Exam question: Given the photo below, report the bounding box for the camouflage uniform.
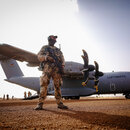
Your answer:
[38,45,65,105]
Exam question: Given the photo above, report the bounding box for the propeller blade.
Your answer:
[94,61,99,72]
[94,61,104,79]
[81,49,89,68]
[82,69,89,86]
[82,49,88,58]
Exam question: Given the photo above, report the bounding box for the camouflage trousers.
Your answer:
[38,63,63,105]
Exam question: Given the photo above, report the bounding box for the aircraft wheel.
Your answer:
[125,94,130,99]
[64,97,69,100]
[76,96,80,100]
[75,96,80,100]
[71,96,80,100]
[63,96,80,100]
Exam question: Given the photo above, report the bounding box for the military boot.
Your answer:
[58,102,68,109]
[34,103,43,110]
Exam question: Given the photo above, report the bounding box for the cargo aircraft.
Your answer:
[0,44,130,99]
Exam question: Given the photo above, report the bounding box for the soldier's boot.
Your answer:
[58,102,68,109]
[34,103,43,110]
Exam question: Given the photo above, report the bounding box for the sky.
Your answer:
[0,0,129,98]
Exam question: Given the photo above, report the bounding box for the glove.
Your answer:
[46,56,55,62]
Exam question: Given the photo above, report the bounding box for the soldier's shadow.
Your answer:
[44,108,130,129]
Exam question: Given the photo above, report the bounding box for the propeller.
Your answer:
[94,61,104,92]
[81,50,104,90]
[81,49,95,71]
[81,50,95,86]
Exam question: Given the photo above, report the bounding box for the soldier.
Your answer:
[3,94,5,100]
[24,91,27,99]
[6,94,9,100]
[35,35,68,110]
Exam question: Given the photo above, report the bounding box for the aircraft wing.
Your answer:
[0,43,84,78]
[0,44,40,66]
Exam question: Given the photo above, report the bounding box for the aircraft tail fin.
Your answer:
[0,59,24,79]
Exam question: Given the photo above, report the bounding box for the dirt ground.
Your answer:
[0,97,130,130]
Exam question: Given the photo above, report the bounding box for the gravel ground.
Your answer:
[0,97,130,130]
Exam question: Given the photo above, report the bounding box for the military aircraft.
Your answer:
[0,43,130,99]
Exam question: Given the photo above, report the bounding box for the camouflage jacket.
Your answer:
[37,45,65,67]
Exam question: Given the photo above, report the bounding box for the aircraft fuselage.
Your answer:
[6,72,130,99]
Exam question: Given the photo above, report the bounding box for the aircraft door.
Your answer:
[110,83,116,92]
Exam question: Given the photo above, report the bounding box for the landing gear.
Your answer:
[71,96,80,100]
[125,93,130,99]
[63,96,80,100]
[64,97,69,100]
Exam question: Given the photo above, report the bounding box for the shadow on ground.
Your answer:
[44,108,130,129]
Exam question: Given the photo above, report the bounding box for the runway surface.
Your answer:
[0,97,130,130]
